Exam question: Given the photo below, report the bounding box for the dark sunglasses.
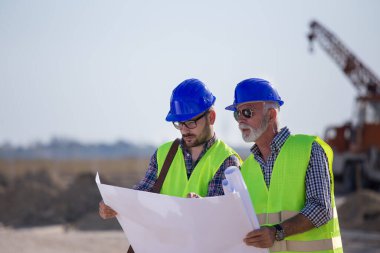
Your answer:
[233,108,256,121]
[173,111,209,130]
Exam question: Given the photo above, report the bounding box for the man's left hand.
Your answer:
[187,192,201,198]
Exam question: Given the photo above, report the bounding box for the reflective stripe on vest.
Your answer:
[259,208,342,251]
[256,208,339,225]
[241,134,342,253]
[270,236,342,252]
[157,139,240,197]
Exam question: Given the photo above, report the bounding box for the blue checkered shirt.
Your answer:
[134,135,240,196]
[250,127,333,227]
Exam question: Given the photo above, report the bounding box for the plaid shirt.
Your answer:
[134,135,240,196]
[250,127,333,227]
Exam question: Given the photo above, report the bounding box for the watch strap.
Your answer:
[274,224,283,231]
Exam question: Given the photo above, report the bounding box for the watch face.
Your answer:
[275,230,285,241]
[274,225,285,241]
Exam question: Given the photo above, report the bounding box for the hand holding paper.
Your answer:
[223,166,269,253]
[95,172,265,253]
[223,166,260,229]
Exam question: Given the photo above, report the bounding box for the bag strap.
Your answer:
[127,246,134,253]
[151,138,180,193]
[127,138,180,253]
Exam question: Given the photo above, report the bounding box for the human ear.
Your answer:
[269,108,277,122]
[208,110,216,125]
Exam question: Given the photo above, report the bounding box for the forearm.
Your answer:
[244,214,315,248]
[133,150,158,192]
[280,213,315,237]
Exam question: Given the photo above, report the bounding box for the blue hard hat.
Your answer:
[166,79,216,122]
[225,78,284,111]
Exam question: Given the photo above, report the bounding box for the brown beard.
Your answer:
[182,120,212,148]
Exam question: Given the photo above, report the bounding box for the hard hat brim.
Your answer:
[225,100,284,112]
[225,104,236,111]
[165,111,203,122]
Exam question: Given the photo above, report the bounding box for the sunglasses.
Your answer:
[173,111,209,130]
[233,108,256,121]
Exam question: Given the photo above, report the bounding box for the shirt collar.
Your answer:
[250,127,291,156]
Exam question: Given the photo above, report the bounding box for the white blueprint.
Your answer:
[96,173,267,253]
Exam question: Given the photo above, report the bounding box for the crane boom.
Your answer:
[307,20,380,192]
[308,20,380,96]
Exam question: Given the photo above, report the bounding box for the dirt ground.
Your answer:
[1,225,380,253]
[1,161,380,252]
[0,225,129,253]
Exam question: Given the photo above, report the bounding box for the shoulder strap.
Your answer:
[151,138,180,193]
[127,138,180,253]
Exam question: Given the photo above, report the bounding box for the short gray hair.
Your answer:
[263,102,280,129]
[264,101,280,112]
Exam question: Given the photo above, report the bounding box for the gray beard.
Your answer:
[239,116,269,143]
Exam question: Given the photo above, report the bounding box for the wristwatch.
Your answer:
[273,224,285,241]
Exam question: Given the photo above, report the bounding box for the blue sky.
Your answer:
[1,0,379,147]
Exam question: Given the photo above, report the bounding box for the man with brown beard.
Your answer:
[100,78,241,219]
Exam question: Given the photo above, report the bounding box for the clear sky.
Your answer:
[1,0,379,147]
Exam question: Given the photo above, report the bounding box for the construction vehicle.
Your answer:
[308,20,380,192]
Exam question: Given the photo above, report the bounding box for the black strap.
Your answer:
[127,138,180,253]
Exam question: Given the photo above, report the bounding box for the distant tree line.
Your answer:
[0,137,251,160]
[0,137,156,160]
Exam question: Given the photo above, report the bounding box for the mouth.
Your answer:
[239,126,251,137]
[239,123,251,132]
[241,128,250,135]
[182,134,195,141]
[239,126,249,131]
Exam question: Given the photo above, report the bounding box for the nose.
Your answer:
[180,125,191,133]
[236,113,246,123]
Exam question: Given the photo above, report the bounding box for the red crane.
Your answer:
[308,20,380,192]
[308,20,380,97]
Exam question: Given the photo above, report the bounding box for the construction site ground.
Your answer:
[1,219,380,253]
[1,162,380,252]
[1,194,380,253]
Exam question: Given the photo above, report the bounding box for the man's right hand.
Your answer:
[244,226,276,248]
[99,200,117,219]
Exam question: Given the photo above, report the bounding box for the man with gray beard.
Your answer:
[225,78,343,253]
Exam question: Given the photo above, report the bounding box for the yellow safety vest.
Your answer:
[241,135,342,253]
[157,139,240,197]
